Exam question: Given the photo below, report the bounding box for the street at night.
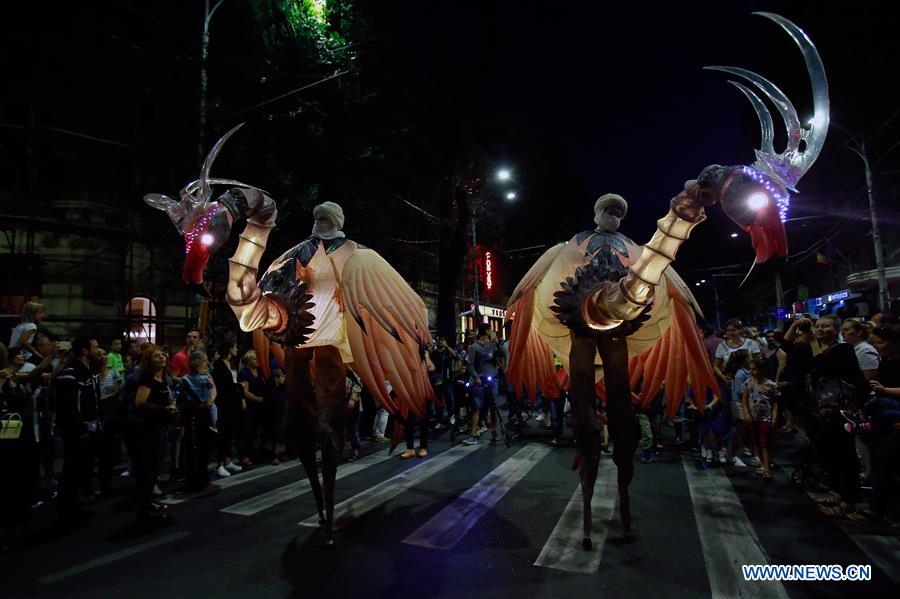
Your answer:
[3,2,900,598]
[4,426,898,598]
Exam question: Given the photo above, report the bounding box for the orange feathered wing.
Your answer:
[340,249,435,423]
[506,243,566,402]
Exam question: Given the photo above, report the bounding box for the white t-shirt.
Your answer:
[854,341,880,372]
[9,322,37,358]
[715,338,762,367]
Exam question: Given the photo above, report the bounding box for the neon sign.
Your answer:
[485,251,493,291]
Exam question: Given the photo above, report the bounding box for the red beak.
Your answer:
[745,202,788,263]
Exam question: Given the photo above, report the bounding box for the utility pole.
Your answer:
[470,197,480,321]
[860,138,889,311]
[199,0,225,164]
[774,270,785,322]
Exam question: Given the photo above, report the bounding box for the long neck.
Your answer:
[225,189,287,332]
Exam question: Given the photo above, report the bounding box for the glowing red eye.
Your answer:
[747,192,768,211]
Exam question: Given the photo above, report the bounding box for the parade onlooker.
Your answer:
[345,370,363,461]
[9,302,47,361]
[463,324,500,445]
[169,328,203,382]
[95,346,122,496]
[429,336,457,427]
[783,315,868,518]
[107,338,126,377]
[703,324,723,364]
[175,351,216,491]
[211,341,243,477]
[268,368,287,464]
[727,349,752,467]
[131,345,176,525]
[238,350,266,465]
[742,359,779,479]
[841,318,880,381]
[54,338,103,523]
[713,319,762,384]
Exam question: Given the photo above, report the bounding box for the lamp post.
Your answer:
[199,0,225,163]
[695,278,722,328]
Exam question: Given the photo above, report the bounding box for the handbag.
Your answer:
[0,412,23,440]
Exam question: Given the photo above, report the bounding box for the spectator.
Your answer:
[9,302,47,361]
[703,323,723,363]
[28,335,63,491]
[463,324,501,445]
[783,315,867,518]
[372,382,391,443]
[168,328,202,481]
[742,359,779,480]
[238,350,267,466]
[95,346,122,497]
[130,345,176,526]
[175,351,216,491]
[727,349,752,467]
[714,318,762,385]
[841,318,880,381]
[211,341,243,477]
[345,370,363,461]
[54,338,103,523]
[107,338,126,377]
[268,368,287,464]
[1,343,56,541]
[429,336,457,428]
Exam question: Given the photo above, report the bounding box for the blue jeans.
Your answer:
[472,379,498,412]
[549,397,565,437]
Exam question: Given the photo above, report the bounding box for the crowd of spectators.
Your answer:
[3,299,900,550]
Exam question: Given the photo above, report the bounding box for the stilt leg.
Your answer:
[569,335,601,550]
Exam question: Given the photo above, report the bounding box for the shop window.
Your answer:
[124,296,157,344]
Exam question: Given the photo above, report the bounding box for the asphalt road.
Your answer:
[4,425,898,599]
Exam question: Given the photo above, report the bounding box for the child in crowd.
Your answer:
[742,359,779,480]
[268,368,287,464]
[727,349,752,467]
[175,351,216,491]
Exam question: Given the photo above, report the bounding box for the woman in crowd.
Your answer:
[713,319,762,386]
[841,318,880,381]
[130,345,177,525]
[8,302,47,361]
[237,350,267,466]
[851,318,900,523]
[211,341,244,477]
[95,346,122,497]
[175,351,216,491]
[783,315,868,518]
[727,349,752,467]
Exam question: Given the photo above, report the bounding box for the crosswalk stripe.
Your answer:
[682,456,789,599]
[221,449,394,516]
[158,460,301,505]
[298,442,488,529]
[403,443,552,550]
[533,457,617,573]
[780,465,900,582]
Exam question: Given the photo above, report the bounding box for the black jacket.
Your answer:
[54,360,101,435]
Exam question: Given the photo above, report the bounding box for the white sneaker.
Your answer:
[120,469,131,478]
[449,416,456,426]
[224,462,243,473]
[216,465,232,478]
[717,450,727,464]
[477,425,487,435]
[732,456,747,467]
[742,448,753,458]
[750,456,761,467]
[152,484,163,497]
[462,436,479,446]
[535,413,544,422]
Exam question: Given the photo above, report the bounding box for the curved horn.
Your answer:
[183,178,260,196]
[199,123,245,204]
[727,80,776,156]
[705,66,802,154]
[754,11,830,176]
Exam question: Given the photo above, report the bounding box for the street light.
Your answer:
[497,169,511,181]
[506,191,517,200]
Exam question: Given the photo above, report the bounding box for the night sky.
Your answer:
[5,0,899,317]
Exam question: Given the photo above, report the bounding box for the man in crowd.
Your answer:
[54,338,103,524]
[167,327,203,480]
[463,323,500,445]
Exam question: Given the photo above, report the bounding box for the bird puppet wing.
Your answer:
[506,243,566,401]
[340,249,435,422]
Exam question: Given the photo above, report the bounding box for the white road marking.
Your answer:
[682,456,789,599]
[298,442,488,529]
[781,465,900,582]
[403,444,552,550]
[222,449,394,516]
[158,461,301,505]
[37,531,190,586]
[533,457,617,573]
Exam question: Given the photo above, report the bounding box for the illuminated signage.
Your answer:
[826,290,849,302]
[485,251,493,291]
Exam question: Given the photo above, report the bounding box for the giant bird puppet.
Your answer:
[145,136,434,546]
[505,12,829,549]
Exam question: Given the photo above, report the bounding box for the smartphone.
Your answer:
[56,341,72,350]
